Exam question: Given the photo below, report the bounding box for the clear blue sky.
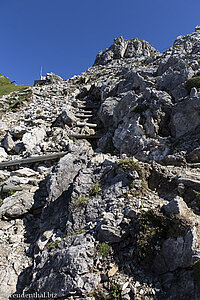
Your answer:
[1,0,200,85]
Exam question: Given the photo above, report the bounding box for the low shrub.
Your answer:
[185,76,200,93]
[97,242,111,256]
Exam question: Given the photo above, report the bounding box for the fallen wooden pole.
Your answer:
[78,106,97,110]
[76,114,93,118]
[0,185,23,193]
[0,152,68,169]
[78,110,93,114]
[76,122,97,128]
[69,133,102,139]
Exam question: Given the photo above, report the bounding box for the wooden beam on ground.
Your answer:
[76,114,93,118]
[0,185,23,193]
[69,133,102,139]
[187,163,200,168]
[0,152,68,169]
[78,106,97,110]
[76,122,97,128]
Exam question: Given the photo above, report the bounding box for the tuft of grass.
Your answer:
[50,240,60,249]
[90,183,101,196]
[109,284,122,300]
[6,89,32,112]
[36,109,43,114]
[97,242,111,257]
[88,288,106,299]
[73,196,90,209]
[185,76,200,93]
[118,158,142,176]
[70,229,86,236]
[136,209,189,266]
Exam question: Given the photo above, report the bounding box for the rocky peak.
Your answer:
[94,36,159,65]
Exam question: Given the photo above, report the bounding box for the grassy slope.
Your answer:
[0,74,30,97]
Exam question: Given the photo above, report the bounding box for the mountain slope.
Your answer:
[1,26,200,300]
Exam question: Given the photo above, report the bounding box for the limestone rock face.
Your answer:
[170,96,200,138]
[2,26,200,300]
[94,36,159,65]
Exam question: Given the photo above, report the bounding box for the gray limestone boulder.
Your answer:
[162,196,189,216]
[153,198,200,275]
[22,127,46,152]
[0,191,34,218]
[97,224,122,243]
[52,109,77,128]
[0,147,8,162]
[98,98,118,127]
[46,72,63,84]
[10,126,26,139]
[3,133,15,152]
[152,228,196,274]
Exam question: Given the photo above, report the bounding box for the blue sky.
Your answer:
[0,0,200,85]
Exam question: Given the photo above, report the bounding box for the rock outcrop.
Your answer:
[1,26,200,300]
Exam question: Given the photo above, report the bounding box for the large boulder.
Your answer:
[22,127,46,152]
[98,98,118,127]
[0,191,34,218]
[52,109,77,128]
[3,133,15,152]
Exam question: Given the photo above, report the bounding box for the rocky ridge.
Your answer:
[1,26,200,299]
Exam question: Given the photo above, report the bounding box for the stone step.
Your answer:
[76,122,97,128]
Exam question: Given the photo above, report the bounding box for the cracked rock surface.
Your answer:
[1,27,200,299]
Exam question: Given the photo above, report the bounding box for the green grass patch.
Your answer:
[69,229,86,236]
[109,284,122,300]
[7,89,32,112]
[88,288,106,299]
[90,183,101,196]
[0,74,30,98]
[73,196,90,209]
[97,242,111,256]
